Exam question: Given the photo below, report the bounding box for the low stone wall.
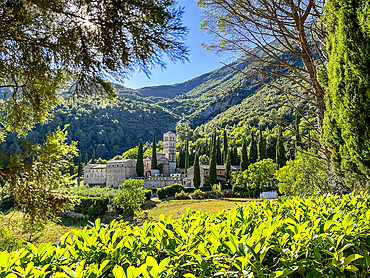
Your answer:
[131,177,184,189]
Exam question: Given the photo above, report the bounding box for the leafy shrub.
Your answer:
[157,188,166,200]
[275,149,330,196]
[144,190,152,201]
[2,193,370,277]
[114,179,145,216]
[175,190,191,200]
[150,188,157,194]
[0,228,24,252]
[192,189,205,199]
[74,197,109,220]
[183,187,196,193]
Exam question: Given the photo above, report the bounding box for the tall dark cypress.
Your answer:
[193,146,201,188]
[180,148,185,168]
[276,127,286,168]
[295,114,302,149]
[240,138,249,171]
[223,129,228,163]
[151,131,157,169]
[136,139,144,177]
[225,150,232,185]
[234,147,239,165]
[185,139,189,172]
[85,153,88,165]
[258,126,267,161]
[77,154,83,185]
[209,129,218,185]
[91,149,96,164]
[249,130,258,164]
[216,137,222,165]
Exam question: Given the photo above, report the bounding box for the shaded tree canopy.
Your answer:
[0,0,188,137]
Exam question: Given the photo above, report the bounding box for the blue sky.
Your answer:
[123,1,225,89]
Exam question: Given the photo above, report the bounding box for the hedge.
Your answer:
[73,196,109,220]
[157,184,185,199]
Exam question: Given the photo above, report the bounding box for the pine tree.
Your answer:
[216,137,222,165]
[225,149,232,185]
[276,127,286,168]
[249,130,258,164]
[91,149,96,164]
[223,129,228,163]
[151,131,157,169]
[323,0,370,184]
[295,114,302,149]
[84,153,88,165]
[136,139,144,177]
[240,139,249,171]
[185,139,189,172]
[193,146,201,188]
[209,129,218,185]
[258,126,267,161]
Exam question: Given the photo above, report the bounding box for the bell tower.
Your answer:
[163,131,176,174]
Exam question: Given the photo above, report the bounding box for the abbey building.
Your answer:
[83,131,177,188]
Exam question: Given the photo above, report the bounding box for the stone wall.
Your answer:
[132,177,185,189]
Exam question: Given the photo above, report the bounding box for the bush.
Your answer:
[200,185,212,192]
[0,227,24,252]
[74,197,109,220]
[144,190,152,201]
[157,188,167,200]
[150,188,157,194]
[183,187,196,193]
[192,189,205,199]
[0,195,14,213]
[114,179,145,216]
[164,183,184,197]
[175,190,191,200]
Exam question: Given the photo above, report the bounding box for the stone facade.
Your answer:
[106,159,138,188]
[186,165,241,187]
[83,131,179,188]
[84,164,106,185]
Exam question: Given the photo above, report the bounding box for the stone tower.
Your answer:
[163,131,176,174]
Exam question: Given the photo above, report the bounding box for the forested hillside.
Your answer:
[1,57,304,161]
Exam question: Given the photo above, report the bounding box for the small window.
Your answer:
[87,175,89,178]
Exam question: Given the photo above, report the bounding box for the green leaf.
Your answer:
[343,254,363,267]
[113,265,127,278]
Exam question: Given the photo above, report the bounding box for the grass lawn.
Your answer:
[0,197,272,247]
[138,197,268,220]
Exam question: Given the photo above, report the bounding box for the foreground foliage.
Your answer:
[1,193,370,277]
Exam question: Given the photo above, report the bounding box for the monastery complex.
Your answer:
[84,131,181,188]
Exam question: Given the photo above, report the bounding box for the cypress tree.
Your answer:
[193,147,201,188]
[85,153,88,165]
[240,139,249,171]
[234,147,239,165]
[151,131,157,169]
[180,148,185,168]
[91,149,96,164]
[249,130,258,164]
[258,126,267,161]
[323,0,370,183]
[276,127,286,168]
[77,154,83,185]
[295,114,302,149]
[225,149,232,185]
[136,139,144,177]
[223,129,228,163]
[216,136,222,165]
[185,139,189,172]
[209,129,218,185]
